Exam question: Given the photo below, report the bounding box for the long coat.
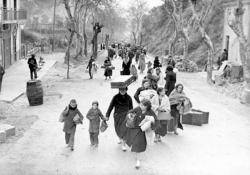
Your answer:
[165,71,176,96]
[122,59,132,75]
[106,93,133,139]
[86,108,105,133]
[125,107,156,153]
[62,106,84,133]
[151,95,171,136]
[104,59,112,77]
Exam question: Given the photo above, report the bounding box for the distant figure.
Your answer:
[121,56,132,75]
[153,56,161,69]
[138,53,146,74]
[165,65,176,96]
[155,68,165,88]
[86,56,95,79]
[27,54,38,80]
[218,49,228,69]
[104,57,112,80]
[167,55,176,68]
[144,68,159,90]
[0,64,5,93]
[147,61,153,70]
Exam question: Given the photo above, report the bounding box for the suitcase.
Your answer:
[110,75,136,89]
[182,109,209,126]
[191,109,209,124]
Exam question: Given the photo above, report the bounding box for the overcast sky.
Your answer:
[118,0,163,10]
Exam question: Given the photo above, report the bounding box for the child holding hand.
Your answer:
[86,101,106,147]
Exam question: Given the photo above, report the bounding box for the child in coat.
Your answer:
[86,101,106,147]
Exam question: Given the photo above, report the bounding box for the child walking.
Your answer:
[86,101,106,147]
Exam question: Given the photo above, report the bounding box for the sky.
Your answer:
[118,0,163,10]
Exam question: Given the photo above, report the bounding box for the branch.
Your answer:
[199,0,214,25]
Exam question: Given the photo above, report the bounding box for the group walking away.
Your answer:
[60,43,192,169]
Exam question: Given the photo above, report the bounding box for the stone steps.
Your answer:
[0,124,15,143]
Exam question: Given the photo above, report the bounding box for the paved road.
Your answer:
[0,52,250,175]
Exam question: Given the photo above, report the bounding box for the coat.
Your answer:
[151,95,170,116]
[165,71,176,96]
[27,57,38,70]
[122,59,132,75]
[125,107,157,153]
[86,108,105,133]
[106,93,133,138]
[104,59,112,77]
[153,59,161,69]
[62,106,84,133]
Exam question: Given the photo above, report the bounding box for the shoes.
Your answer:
[122,143,127,152]
[174,131,179,135]
[154,137,158,143]
[135,160,140,169]
[70,147,74,151]
[158,137,162,142]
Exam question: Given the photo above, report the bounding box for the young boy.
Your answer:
[86,101,106,147]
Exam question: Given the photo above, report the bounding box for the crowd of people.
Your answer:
[61,43,192,169]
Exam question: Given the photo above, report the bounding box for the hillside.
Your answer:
[141,0,234,67]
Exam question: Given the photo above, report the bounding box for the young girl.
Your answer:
[86,101,106,147]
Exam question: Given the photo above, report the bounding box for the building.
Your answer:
[222,0,250,65]
[0,0,27,69]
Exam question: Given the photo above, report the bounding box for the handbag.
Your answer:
[100,121,108,132]
[158,111,172,120]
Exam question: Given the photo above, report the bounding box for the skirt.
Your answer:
[170,105,183,130]
[114,113,128,139]
[104,68,112,77]
[155,120,168,136]
[126,128,147,153]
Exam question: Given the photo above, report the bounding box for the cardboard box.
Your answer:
[110,75,136,89]
[182,109,209,126]
[0,124,16,137]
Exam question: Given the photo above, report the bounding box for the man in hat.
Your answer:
[27,54,38,80]
[106,87,133,151]
[0,64,5,93]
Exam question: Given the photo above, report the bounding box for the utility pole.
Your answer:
[52,0,57,52]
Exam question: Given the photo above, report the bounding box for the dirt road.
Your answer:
[0,52,250,175]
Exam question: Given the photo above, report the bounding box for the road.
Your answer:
[0,51,250,175]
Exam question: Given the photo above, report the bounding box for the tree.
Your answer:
[228,0,250,104]
[62,0,81,79]
[189,0,215,84]
[128,0,148,45]
[164,0,190,59]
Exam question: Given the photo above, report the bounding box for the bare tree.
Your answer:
[189,0,214,84]
[128,0,148,45]
[164,0,190,59]
[228,0,250,104]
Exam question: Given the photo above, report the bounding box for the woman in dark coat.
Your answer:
[153,56,161,69]
[165,65,176,96]
[104,57,112,80]
[121,56,132,75]
[125,99,156,169]
[106,87,133,151]
[61,99,84,151]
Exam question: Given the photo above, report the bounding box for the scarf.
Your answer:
[169,90,187,105]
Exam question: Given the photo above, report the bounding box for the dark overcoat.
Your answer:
[165,71,176,96]
[106,93,133,139]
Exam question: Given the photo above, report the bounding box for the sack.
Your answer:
[100,121,108,132]
[126,113,135,128]
[158,111,172,120]
[73,114,82,124]
[59,113,64,122]
[139,115,155,131]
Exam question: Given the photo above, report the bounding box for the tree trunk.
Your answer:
[65,32,74,79]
